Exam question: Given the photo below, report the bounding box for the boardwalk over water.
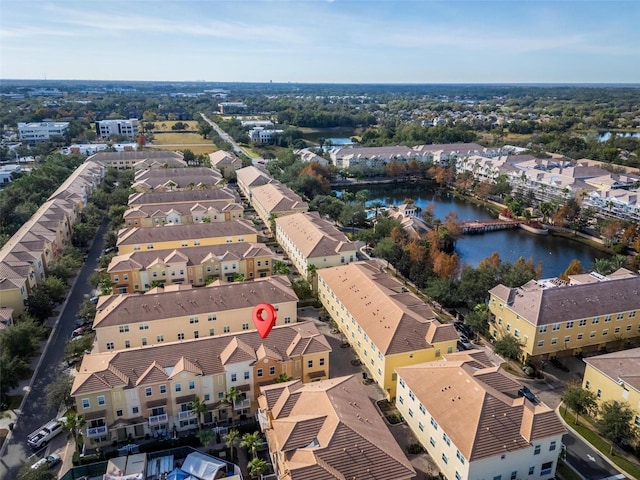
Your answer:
[461,219,522,234]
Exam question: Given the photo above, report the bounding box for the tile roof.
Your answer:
[276,212,357,259]
[251,182,309,215]
[584,347,640,393]
[396,353,565,461]
[259,375,415,480]
[93,275,298,328]
[89,150,184,164]
[72,321,329,396]
[128,188,239,205]
[489,274,640,326]
[318,261,458,355]
[116,220,259,247]
[123,200,243,220]
[236,166,272,188]
[133,167,223,190]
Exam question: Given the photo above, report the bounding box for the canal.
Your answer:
[337,184,608,278]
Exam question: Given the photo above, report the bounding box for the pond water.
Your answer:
[597,131,640,142]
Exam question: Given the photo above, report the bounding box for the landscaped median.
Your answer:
[557,404,640,479]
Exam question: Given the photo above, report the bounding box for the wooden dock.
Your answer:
[461,219,522,234]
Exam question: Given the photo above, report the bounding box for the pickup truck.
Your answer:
[27,418,64,449]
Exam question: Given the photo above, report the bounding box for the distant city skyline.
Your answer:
[1,0,639,84]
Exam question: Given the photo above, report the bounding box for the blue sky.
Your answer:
[1,0,639,83]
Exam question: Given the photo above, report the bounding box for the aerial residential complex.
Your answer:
[257,375,417,480]
[317,261,458,399]
[71,322,331,448]
[88,150,187,170]
[396,351,566,480]
[92,276,298,352]
[488,269,640,361]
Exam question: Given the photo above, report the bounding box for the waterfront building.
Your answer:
[488,269,640,361]
[582,348,640,429]
[317,261,458,399]
[107,242,273,293]
[396,350,565,480]
[18,121,69,143]
[95,118,139,139]
[275,211,357,280]
[257,375,416,480]
[71,322,330,447]
[115,220,259,254]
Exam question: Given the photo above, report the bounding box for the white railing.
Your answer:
[86,425,108,437]
[257,409,269,430]
[148,413,168,425]
[233,398,251,410]
[178,410,195,420]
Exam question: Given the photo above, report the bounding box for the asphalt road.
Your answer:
[563,431,628,480]
[0,220,108,478]
[199,112,263,164]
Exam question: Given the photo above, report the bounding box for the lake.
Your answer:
[597,131,640,142]
[337,184,608,278]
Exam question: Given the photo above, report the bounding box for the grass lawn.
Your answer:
[238,144,259,158]
[147,144,216,156]
[560,408,640,479]
[556,460,582,480]
[151,132,209,145]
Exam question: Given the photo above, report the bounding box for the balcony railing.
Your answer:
[257,409,269,430]
[86,425,108,437]
[178,410,195,420]
[148,413,168,425]
[233,398,251,410]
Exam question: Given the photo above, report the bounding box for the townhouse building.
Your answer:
[208,150,243,178]
[488,269,640,361]
[115,220,259,254]
[235,165,272,200]
[127,187,240,207]
[122,200,244,228]
[582,348,640,429]
[250,182,309,231]
[275,212,357,280]
[0,161,104,314]
[71,322,331,448]
[92,275,298,352]
[317,261,458,399]
[257,375,416,480]
[107,242,274,293]
[132,167,224,192]
[396,351,565,480]
[95,119,139,139]
[89,150,186,170]
[18,121,69,143]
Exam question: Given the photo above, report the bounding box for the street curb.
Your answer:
[555,403,636,480]
[0,271,82,459]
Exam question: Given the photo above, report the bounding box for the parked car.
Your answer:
[89,296,99,304]
[518,386,538,404]
[458,334,473,350]
[75,317,92,327]
[454,321,473,338]
[31,453,61,470]
[27,419,64,449]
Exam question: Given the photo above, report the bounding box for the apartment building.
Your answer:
[92,275,298,352]
[317,261,458,399]
[396,351,566,480]
[257,375,416,480]
[582,348,640,428]
[71,322,330,448]
[275,212,357,280]
[18,122,69,143]
[250,182,309,231]
[248,127,284,144]
[115,220,259,254]
[107,242,274,293]
[208,151,243,178]
[236,165,272,199]
[0,161,104,314]
[95,119,139,138]
[89,150,186,170]
[488,269,640,361]
[127,187,240,207]
[132,167,224,192]
[122,201,244,228]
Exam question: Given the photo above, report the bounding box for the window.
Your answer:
[528,466,535,475]
[133,406,139,414]
[160,385,166,394]
[308,360,313,368]
[223,326,230,333]
[189,317,199,324]
[605,314,612,321]
[617,313,624,320]
[566,321,574,329]
[409,391,415,401]
[194,331,199,338]
[178,333,185,340]
[429,437,436,447]
[257,369,263,377]
[284,316,291,324]
[577,333,583,340]
[145,387,152,397]
[550,441,556,451]
[590,331,596,338]
[188,381,195,390]
[534,444,541,455]
[455,472,462,480]
[175,383,182,392]
[319,358,325,366]
[244,371,250,380]
[579,319,587,327]
[551,338,557,345]
[585,380,590,389]
[418,422,424,432]
[540,461,553,476]
[139,322,149,330]
[116,409,123,417]
[399,396,404,404]
[597,389,602,398]
[564,335,571,343]
[269,366,276,375]
[456,450,465,464]
[510,472,517,480]
[430,417,438,430]
[441,453,448,464]
[106,342,114,350]
[242,323,249,330]
[537,340,544,347]
[231,374,237,382]
[442,433,451,446]
[400,378,405,388]
[539,326,547,333]
[602,329,608,336]
[419,403,426,414]
[82,398,90,408]
[552,323,561,331]
[98,395,105,406]
[408,408,414,417]
[493,476,502,480]
[218,392,224,399]
[208,314,217,321]
[157,335,164,342]
[634,415,640,426]
[592,317,599,324]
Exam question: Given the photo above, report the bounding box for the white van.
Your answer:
[27,418,64,449]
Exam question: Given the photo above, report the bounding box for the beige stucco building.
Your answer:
[250,182,309,231]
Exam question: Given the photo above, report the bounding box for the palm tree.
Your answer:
[197,429,216,450]
[189,397,208,431]
[240,431,265,459]
[223,428,240,462]
[225,386,243,420]
[61,412,86,454]
[274,373,293,383]
[248,457,270,479]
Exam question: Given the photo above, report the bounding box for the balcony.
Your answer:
[233,398,251,410]
[257,409,269,431]
[178,410,195,420]
[86,425,108,437]
[148,413,168,425]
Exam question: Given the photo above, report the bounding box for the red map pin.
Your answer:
[253,303,277,339]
